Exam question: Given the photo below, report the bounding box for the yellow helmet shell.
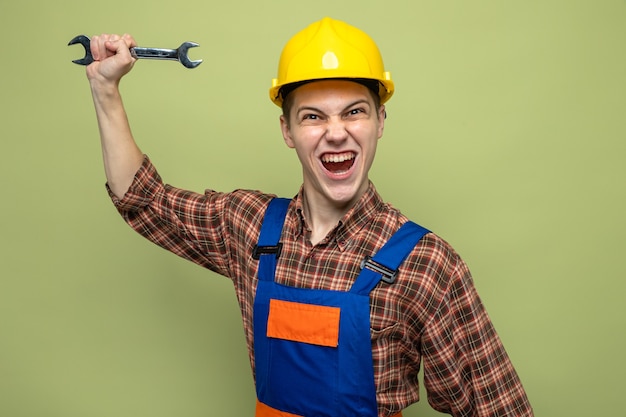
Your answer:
[270,17,394,107]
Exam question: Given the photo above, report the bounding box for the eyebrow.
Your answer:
[295,99,371,117]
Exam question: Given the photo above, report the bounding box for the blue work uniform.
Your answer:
[253,198,429,417]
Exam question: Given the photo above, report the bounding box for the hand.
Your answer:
[86,34,138,85]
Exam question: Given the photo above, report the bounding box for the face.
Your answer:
[280,80,386,212]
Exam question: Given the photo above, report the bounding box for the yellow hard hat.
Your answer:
[269,17,394,107]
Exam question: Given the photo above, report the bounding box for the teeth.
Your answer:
[322,152,355,163]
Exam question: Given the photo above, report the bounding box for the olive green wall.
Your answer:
[1,1,624,416]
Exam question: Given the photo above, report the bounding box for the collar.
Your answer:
[290,182,384,251]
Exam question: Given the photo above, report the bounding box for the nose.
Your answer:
[324,117,349,143]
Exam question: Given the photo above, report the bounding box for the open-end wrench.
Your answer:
[68,35,202,69]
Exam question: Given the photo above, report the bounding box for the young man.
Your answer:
[85,17,533,417]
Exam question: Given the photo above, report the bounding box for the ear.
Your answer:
[280,115,296,148]
[376,105,386,139]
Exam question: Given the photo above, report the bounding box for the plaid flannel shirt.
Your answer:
[109,155,533,417]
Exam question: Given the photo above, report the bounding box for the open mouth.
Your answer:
[321,152,356,174]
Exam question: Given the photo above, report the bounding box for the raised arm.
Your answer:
[86,33,144,199]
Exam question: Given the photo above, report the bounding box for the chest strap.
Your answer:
[253,198,291,282]
[254,198,430,290]
[350,220,430,294]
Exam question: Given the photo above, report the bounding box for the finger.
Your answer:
[104,34,121,58]
[121,33,137,49]
[91,33,111,62]
[109,38,133,64]
[90,34,100,61]
[117,34,138,64]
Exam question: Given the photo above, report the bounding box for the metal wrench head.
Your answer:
[68,35,94,66]
[177,42,203,69]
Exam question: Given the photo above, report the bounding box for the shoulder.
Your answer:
[411,232,465,277]
[206,189,281,227]
[376,202,464,270]
[219,188,276,211]
[391,223,471,318]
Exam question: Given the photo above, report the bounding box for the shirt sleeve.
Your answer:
[420,258,534,416]
[106,155,270,278]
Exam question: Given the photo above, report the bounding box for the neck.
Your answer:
[303,199,345,246]
[301,187,366,246]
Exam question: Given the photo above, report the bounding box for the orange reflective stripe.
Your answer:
[256,400,402,417]
[267,299,340,347]
[256,400,303,417]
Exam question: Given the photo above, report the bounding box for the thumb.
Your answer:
[104,36,129,59]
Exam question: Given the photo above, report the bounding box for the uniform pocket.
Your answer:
[264,299,341,415]
[267,299,340,347]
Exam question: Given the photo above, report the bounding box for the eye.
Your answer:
[303,113,319,120]
[346,107,366,117]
